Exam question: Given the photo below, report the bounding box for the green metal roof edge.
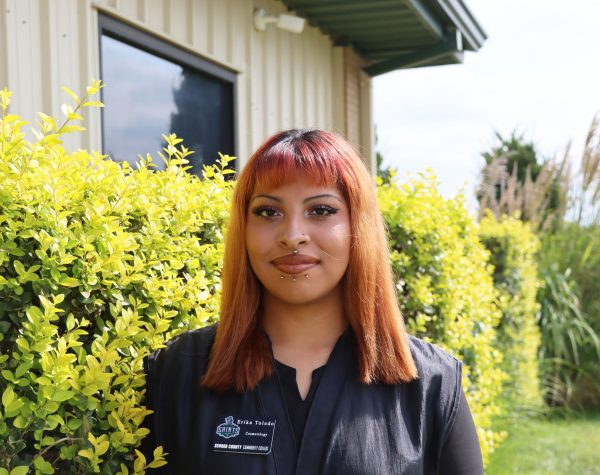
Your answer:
[278,0,487,76]
[363,0,486,76]
[433,0,487,50]
[364,29,463,76]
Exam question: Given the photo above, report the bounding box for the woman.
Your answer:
[142,129,484,474]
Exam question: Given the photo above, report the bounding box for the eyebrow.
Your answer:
[251,193,343,204]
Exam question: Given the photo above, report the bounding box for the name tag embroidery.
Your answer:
[213,415,276,455]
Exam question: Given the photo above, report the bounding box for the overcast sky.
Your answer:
[373,0,600,209]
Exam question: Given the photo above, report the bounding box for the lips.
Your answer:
[271,254,319,275]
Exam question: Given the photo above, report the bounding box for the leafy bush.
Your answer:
[478,213,543,411]
[0,85,233,473]
[1,82,510,471]
[378,175,505,466]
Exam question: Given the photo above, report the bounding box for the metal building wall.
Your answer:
[0,0,371,166]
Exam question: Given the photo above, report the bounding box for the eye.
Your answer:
[251,206,280,218]
[309,205,339,217]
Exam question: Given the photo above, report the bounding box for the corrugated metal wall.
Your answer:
[0,0,372,166]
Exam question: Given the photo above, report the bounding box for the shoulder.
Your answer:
[407,335,462,379]
[406,336,463,441]
[144,324,218,379]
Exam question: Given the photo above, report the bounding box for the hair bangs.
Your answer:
[249,135,344,195]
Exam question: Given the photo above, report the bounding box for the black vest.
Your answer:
[142,325,462,474]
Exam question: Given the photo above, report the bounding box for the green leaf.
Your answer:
[62,86,80,103]
[9,467,29,475]
[13,260,25,275]
[59,124,86,133]
[82,101,104,108]
[13,415,28,429]
[78,448,95,461]
[6,397,24,415]
[34,455,55,474]
[46,414,64,430]
[67,418,82,430]
[67,112,84,121]
[1,370,15,382]
[59,277,79,287]
[15,338,29,352]
[2,385,14,408]
[95,439,109,456]
[51,390,74,402]
[15,362,32,378]
[26,305,44,323]
[133,449,146,472]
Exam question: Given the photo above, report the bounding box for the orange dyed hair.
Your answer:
[202,129,417,392]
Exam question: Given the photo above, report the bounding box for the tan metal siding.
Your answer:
[4,0,45,135]
[278,29,292,129]
[330,47,345,136]
[0,0,374,169]
[0,0,8,90]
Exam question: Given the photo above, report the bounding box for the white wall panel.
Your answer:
[188,0,208,53]
[1,0,350,166]
[278,30,292,129]
[168,0,187,43]
[211,0,229,62]
[291,32,303,126]
[112,0,137,21]
[263,23,278,136]
[135,0,147,24]
[331,47,345,136]
[4,0,43,128]
[144,0,163,32]
[0,0,8,89]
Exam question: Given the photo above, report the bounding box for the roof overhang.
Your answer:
[279,0,487,76]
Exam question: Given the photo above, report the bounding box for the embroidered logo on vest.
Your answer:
[216,416,241,439]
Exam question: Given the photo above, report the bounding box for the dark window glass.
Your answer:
[99,21,235,175]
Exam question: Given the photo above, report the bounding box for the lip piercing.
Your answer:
[279,273,310,281]
[293,249,299,255]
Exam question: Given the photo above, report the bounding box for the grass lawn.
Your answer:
[487,412,600,475]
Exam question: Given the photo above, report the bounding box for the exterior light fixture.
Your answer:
[253,8,306,34]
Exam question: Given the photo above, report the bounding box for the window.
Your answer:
[98,14,236,175]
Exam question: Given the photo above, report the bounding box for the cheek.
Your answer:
[245,223,270,261]
[321,222,351,260]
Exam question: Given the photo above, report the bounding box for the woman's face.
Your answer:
[246,177,351,306]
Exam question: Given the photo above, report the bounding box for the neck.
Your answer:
[261,289,347,360]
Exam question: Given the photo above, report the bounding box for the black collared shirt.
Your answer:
[142,324,485,474]
[274,359,482,474]
[274,360,326,450]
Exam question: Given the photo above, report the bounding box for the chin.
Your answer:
[268,285,338,307]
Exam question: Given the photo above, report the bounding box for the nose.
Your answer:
[278,217,310,250]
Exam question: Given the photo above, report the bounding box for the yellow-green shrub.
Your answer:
[0,85,233,473]
[378,174,505,465]
[478,212,543,410]
[1,81,511,471]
